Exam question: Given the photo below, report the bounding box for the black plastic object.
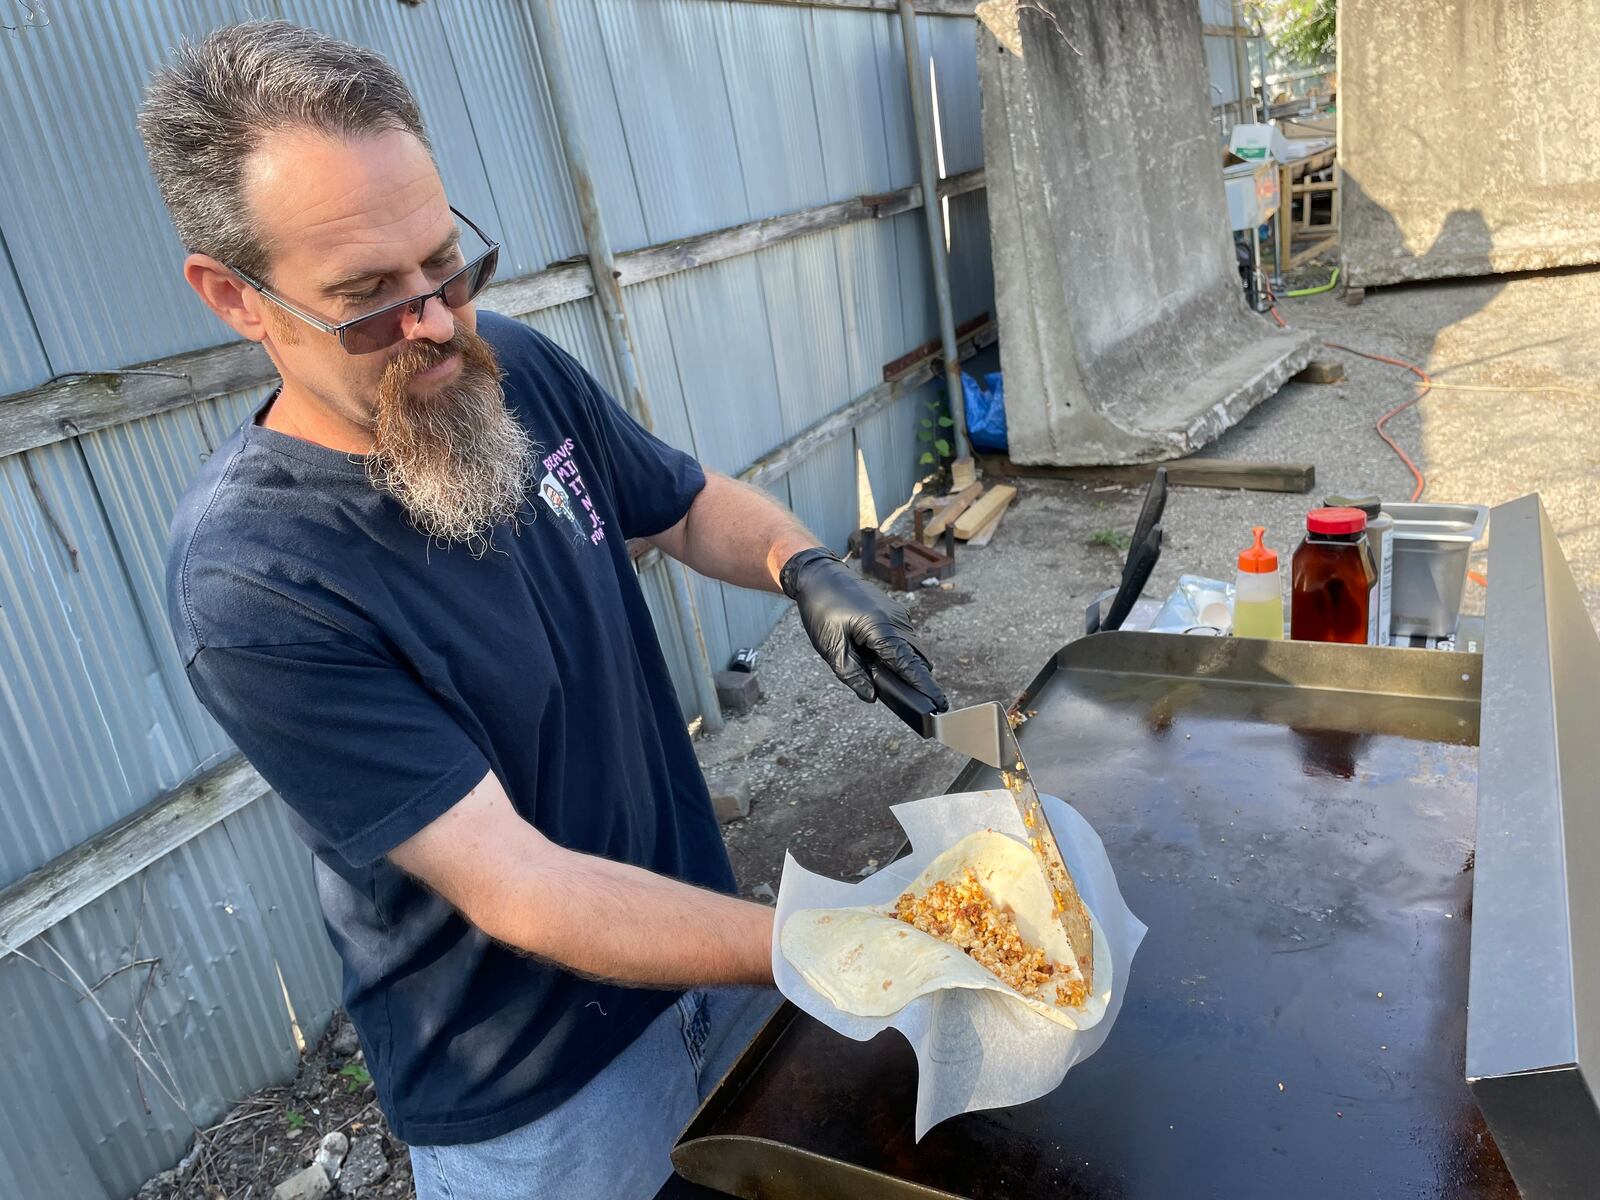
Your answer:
[1086,468,1168,634]
[868,661,939,738]
[1101,524,1162,632]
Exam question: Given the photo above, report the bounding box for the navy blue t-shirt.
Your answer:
[166,312,736,1145]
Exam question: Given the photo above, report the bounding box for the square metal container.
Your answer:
[1383,502,1489,637]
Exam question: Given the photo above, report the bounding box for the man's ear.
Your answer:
[184,253,270,343]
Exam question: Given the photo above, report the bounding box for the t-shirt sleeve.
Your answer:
[521,330,704,539]
[582,378,706,539]
[187,638,492,868]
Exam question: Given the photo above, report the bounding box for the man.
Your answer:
[138,20,946,1200]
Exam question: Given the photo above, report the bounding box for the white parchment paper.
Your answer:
[772,789,1147,1139]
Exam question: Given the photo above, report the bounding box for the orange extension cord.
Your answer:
[1266,297,1487,588]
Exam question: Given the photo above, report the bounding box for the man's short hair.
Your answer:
[137,19,431,282]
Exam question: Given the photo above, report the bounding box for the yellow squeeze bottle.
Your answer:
[1232,526,1284,640]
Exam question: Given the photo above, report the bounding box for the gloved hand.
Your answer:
[780,547,947,710]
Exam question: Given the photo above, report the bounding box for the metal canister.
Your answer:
[1325,494,1394,645]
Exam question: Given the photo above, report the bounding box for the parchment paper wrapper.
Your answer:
[772,789,1147,1139]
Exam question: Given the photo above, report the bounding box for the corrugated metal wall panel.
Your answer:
[0,445,195,889]
[875,8,920,189]
[637,558,699,720]
[279,0,502,265]
[757,234,857,554]
[0,0,257,373]
[0,248,49,395]
[517,297,622,400]
[436,0,587,273]
[924,16,983,175]
[591,0,749,243]
[947,190,996,324]
[77,408,236,767]
[807,7,902,198]
[218,793,343,1039]
[0,815,308,1198]
[717,3,833,219]
[1205,34,1244,105]
[550,0,651,252]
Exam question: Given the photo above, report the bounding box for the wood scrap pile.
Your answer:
[913,480,1017,549]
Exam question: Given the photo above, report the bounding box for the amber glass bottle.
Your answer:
[1290,508,1377,644]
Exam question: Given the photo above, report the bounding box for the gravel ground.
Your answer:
[703,262,1600,897]
[132,262,1600,1199]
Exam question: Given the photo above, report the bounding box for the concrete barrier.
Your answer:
[978,0,1312,466]
[1341,0,1600,288]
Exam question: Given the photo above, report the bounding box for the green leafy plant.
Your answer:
[917,396,956,467]
[285,1109,308,1131]
[1246,0,1334,65]
[340,1063,372,1094]
[1089,529,1130,551]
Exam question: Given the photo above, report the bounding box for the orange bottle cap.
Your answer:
[1238,526,1278,573]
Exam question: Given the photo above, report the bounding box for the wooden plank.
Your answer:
[921,482,983,542]
[0,172,985,458]
[953,484,1016,538]
[965,502,1008,547]
[737,0,978,13]
[977,456,1315,494]
[477,261,594,316]
[0,755,269,958]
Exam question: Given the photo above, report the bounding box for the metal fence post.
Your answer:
[528,0,725,732]
[896,0,971,462]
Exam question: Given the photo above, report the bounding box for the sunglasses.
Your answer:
[230,206,500,355]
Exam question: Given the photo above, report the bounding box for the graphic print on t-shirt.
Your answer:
[537,471,587,545]
[539,438,608,546]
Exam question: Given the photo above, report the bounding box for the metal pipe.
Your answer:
[896,0,971,462]
[529,0,724,732]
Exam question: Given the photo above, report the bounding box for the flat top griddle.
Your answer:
[666,633,1517,1200]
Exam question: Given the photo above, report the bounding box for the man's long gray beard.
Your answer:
[366,328,536,556]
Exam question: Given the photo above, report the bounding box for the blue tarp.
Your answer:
[961,370,1008,453]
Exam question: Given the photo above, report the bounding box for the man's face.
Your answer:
[246,126,470,408]
[241,127,533,549]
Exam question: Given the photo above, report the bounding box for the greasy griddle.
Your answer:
[667,633,1518,1199]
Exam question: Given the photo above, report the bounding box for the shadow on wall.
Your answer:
[1341,186,1505,498]
[1342,173,1498,288]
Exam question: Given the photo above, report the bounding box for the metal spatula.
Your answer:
[869,667,1097,989]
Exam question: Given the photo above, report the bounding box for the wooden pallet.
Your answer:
[1277,145,1340,271]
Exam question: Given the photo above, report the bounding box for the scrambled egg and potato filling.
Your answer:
[892,868,1088,1009]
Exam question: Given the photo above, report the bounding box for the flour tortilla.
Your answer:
[779,829,1110,1030]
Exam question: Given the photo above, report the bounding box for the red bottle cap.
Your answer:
[1306,506,1368,535]
[1238,526,1278,573]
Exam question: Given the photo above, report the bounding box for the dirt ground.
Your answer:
[135,262,1600,1198]
[702,261,1600,899]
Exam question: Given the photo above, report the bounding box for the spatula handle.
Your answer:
[869,663,938,738]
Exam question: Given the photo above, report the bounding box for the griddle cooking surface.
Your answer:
[682,643,1515,1199]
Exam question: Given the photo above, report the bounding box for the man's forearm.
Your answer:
[475,846,775,988]
[655,470,816,592]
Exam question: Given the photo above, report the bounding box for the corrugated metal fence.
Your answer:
[0,2,993,1196]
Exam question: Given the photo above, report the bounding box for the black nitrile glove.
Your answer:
[780,547,948,711]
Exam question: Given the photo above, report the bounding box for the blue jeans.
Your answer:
[409,988,779,1200]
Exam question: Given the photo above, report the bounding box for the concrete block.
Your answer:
[714,669,762,715]
[1342,0,1600,287]
[978,0,1314,467]
[708,774,752,824]
[1294,360,1346,385]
